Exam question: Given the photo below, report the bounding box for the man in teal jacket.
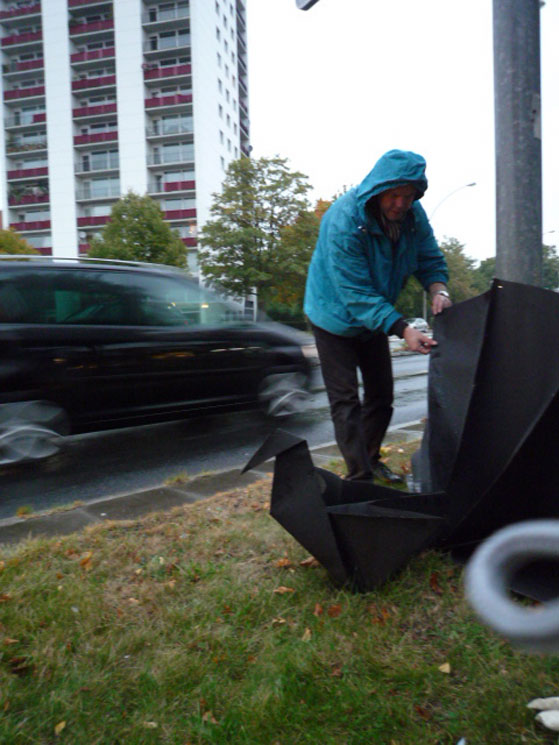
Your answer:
[304,149,451,482]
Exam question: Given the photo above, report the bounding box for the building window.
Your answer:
[219,130,224,144]
[217,52,221,67]
[216,27,221,41]
[218,104,223,118]
[218,79,222,93]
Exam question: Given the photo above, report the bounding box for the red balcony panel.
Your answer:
[164,180,195,192]
[17,59,44,71]
[2,31,42,46]
[72,75,116,91]
[7,167,48,179]
[37,246,52,256]
[33,112,46,122]
[74,131,117,145]
[69,0,106,5]
[145,94,192,108]
[144,64,191,80]
[0,4,41,19]
[73,102,117,118]
[4,86,45,100]
[181,237,197,247]
[10,220,51,231]
[69,19,114,35]
[9,194,49,206]
[71,47,115,63]
[78,243,90,254]
[77,216,110,226]
[164,209,196,220]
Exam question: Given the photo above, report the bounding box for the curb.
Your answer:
[0,420,425,548]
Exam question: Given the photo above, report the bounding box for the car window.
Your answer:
[0,267,244,327]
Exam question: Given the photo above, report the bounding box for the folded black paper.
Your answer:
[244,280,559,597]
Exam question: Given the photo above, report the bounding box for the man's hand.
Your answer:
[403,326,438,355]
[431,293,452,315]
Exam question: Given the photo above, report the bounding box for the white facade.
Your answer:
[0,0,249,270]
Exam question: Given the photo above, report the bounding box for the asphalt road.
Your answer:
[0,353,429,518]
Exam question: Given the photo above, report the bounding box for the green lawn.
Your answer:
[0,443,557,744]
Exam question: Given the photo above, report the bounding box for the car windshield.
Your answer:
[0,267,246,327]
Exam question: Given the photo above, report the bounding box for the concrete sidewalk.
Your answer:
[0,419,425,548]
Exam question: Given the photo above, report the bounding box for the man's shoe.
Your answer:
[372,461,405,485]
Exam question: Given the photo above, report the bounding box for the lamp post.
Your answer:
[429,182,477,221]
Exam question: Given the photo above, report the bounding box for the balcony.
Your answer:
[69,19,114,36]
[73,102,116,118]
[143,36,190,54]
[77,215,110,226]
[7,166,48,179]
[2,30,42,47]
[75,160,118,174]
[143,63,191,81]
[9,193,49,206]
[3,58,44,74]
[181,237,197,247]
[72,74,115,91]
[5,112,46,127]
[163,180,195,192]
[0,3,41,20]
[74,131,117,145]
[146,122,192,139]
[10,220,51,231]
[69,0,112,6]
[6,138,47,154]
[145,93,192,109]
[4,85,45,101]
[76,183,120,200]
[142,7,189,28]
[164,209,196,220]
[70,47,115,64]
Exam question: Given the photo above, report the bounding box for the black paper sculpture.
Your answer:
[243,279,559,596]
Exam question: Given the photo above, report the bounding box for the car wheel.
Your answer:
[258,372,310,417]
[0,401,68,465]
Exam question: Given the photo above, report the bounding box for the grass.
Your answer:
[0,442,558,744]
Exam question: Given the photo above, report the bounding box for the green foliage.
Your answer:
[472,256,496,294]
[198,156,314,311]
[439,236,478,303]
[471,243,559,293]
[0,228,38,255]
[87,191,187,267]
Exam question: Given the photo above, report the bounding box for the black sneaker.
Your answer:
[372,461,405,485]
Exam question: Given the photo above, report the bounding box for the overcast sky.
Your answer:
[245,0,559,265]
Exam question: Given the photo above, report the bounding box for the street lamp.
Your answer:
[296,0,320,8]
[429,182,477,221]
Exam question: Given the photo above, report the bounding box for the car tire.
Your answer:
[0,401,68,465]
[258,372,310,417]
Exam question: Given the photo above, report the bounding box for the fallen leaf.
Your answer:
[79,552,93,571]
[414,704,432,721]
[54,721,66,736]
[127,598,140,605]
[202,711,217,724]
[429,571,443,595]
[3,638,19,645]
[299,556,319,567]
[143,721,158,729]
[331,664,343,677]
[0,594,12,603]
[327,604,342,617]
[273,586,294,595]
[0,561,5,572]
[313,603,323,616]
[275,558,292,568]
[438,662,451,674]
[301,628,312,642]
[271,617,286,626]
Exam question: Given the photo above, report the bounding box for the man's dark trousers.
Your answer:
[312,323,393,480]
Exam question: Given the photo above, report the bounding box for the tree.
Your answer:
[88,191,187,267]
[198,156,313,312]
[0,228,37,255]
[396,237,479,320]
[473,243,559,292]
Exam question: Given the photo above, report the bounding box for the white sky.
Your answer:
[246,0,559,265]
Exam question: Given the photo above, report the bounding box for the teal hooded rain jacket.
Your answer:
[304,149,449,336]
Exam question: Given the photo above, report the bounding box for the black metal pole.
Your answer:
[493,0,542,285]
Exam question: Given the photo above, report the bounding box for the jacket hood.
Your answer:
[355,149,428,216]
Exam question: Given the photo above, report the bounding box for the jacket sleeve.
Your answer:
[412,203,449,290]
[323,215,402,334]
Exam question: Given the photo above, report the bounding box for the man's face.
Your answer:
[378,185,417,222]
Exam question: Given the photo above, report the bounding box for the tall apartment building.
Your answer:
[0,0,249,274]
